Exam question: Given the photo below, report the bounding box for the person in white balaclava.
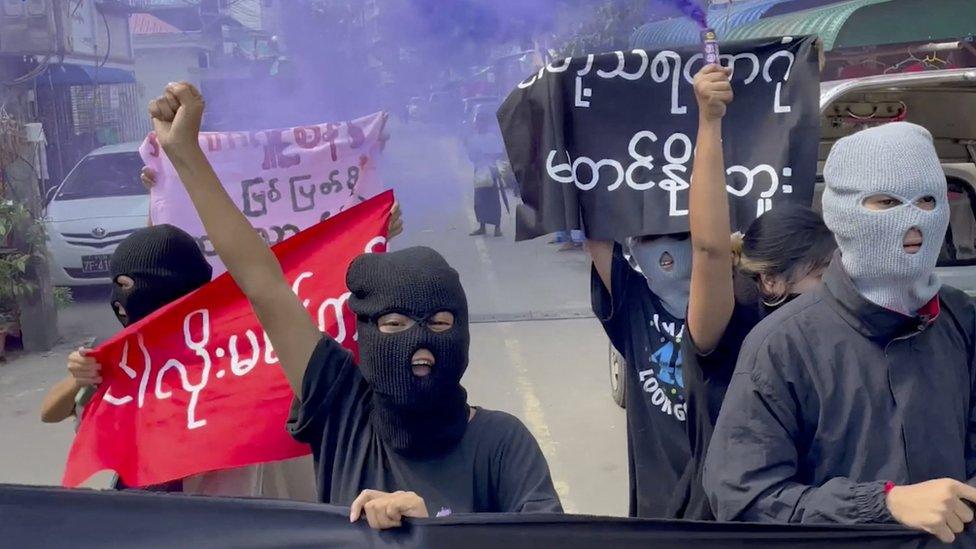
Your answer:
[703,122,976,545]
[822,122,949,316]
[588,233,693,518]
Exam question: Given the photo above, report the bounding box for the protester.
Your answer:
[40,224,212,492]
[147,82,562,529]
[588,231,692,517]
[465,109,506,237]
[675,65,837,519]
[702,121,976,544]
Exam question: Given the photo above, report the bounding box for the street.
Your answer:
[0,121,628,517]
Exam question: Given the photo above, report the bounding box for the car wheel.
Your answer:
[609,342,626,409]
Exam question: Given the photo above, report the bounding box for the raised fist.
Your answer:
[148,82,205,153]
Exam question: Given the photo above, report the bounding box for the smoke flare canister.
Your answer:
[701,28,719,65]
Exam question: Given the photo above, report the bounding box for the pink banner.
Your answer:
[140,112,389,275]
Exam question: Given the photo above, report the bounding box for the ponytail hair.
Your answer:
[730,232,745,267]
[737,203,836,285]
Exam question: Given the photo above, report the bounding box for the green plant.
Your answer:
[0,199,47,322]
[54,286,74,309]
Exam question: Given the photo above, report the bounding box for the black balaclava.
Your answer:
[109,225,212,326]
[347,246,470,457]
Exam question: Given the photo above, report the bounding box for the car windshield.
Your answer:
[55,152,147,201]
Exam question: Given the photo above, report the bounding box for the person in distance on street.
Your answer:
[703,121,976,545]
[466,109,506,238]
[147,81,562,530]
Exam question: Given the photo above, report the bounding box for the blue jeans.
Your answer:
[554,230,584,243]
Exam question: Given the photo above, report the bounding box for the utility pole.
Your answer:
[0,120,58,352]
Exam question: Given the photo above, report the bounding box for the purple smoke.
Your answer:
[672,0,708,28]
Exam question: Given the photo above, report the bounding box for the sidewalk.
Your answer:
[0,286,118,487]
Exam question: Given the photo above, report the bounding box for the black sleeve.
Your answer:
[591,242,639,353]
[286,337,361,445]
[494,415,564,513]
[702,331,892,524]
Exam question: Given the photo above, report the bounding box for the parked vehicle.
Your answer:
[609,68,976,408]
[43,142,149,286]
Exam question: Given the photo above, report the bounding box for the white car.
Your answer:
[44,142,149,286]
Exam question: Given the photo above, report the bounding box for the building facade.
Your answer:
[1,0,140,189]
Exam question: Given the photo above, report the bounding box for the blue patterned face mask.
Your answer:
[628,236,692,319]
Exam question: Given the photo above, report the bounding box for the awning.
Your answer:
[45,64,136,86]
[630,0,795,50]
[130,12,182,35]
[724,0,976,51]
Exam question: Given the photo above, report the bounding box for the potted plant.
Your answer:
[0,199,45,361]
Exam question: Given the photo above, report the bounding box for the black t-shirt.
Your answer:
[679,293,761,520]
[288,337,563,516]
[591,243,690,519]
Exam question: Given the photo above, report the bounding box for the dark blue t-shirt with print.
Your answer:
[591,243,690,519]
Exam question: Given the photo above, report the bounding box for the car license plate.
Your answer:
[81,254,112,274]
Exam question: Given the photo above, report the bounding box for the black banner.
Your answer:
[498,36,820,242]
[0,484,957,548]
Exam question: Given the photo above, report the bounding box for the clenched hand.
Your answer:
[693,64,733,122]
[148,82,205,154]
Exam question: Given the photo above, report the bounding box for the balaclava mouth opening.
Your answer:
[109,225,213,326]
[627,235,693,319]
[347,246,470,457]
[822,122,949,316]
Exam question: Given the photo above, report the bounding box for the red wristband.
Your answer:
[884,481,896,495]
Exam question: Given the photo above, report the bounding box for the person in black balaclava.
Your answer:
[345,247,470,456]
[290,246,562,527]
[41,224,212,492]
[146,78,561,532]
[43,223,315,497]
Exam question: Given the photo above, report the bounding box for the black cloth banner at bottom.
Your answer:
[0,484,962,548]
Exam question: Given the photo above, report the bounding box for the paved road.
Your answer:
[0,121,629,516]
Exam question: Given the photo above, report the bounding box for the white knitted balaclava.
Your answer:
[628,236,692,318]
[822,122,948,315]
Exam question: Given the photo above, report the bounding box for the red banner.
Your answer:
[63,191,394,488]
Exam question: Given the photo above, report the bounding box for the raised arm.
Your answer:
[148,83,319,395]
[688,65,735,354]
[141,167,154,227]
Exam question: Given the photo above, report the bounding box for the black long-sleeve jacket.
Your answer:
[704,256,976,523]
